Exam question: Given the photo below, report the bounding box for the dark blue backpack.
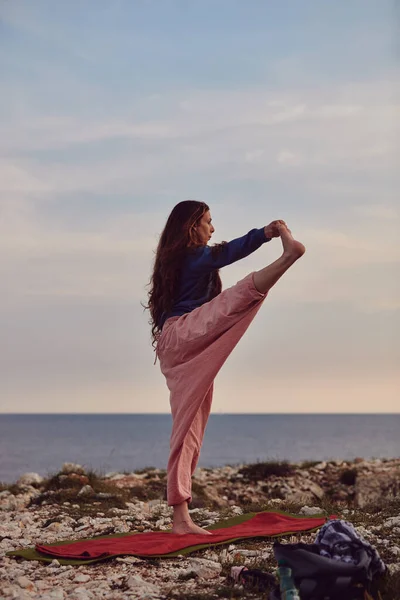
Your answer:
[269,541,385,600]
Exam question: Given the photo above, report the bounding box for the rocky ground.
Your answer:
[1,458,399,599]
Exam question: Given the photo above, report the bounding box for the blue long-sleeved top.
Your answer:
[158,227,271,330]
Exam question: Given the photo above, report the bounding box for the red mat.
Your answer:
[36,512,328,560]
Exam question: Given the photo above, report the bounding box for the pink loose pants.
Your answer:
[156,271,268,506]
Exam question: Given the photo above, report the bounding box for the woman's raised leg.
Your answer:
[253,223,305,294]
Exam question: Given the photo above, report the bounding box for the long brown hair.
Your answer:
[142,200,227,353]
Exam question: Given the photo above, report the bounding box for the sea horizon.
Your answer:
[1,413,399,484]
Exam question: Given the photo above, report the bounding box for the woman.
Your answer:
[143,201,305,535]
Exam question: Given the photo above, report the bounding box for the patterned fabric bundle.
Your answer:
[315,519,386,576]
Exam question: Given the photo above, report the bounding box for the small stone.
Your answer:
[299,506,325,516]
[74,574,91,583]
[186,557,222,579]
[16,575,35,590]
[125,574,160,594]
[46,521,62,531]
[307,482,325,500]
[115,556,141,564]
[50,588,65,599]
[388,563,400,574]
[62,462,86,474]
[68,587,93,600]
[78,485,94,496]
[233,549,258,557]
[36,580,48,590]
[231,506,242,515]
[384,516,400,528]
[49,559,61,568]
[17,473,44,486]
[314,462,327,470]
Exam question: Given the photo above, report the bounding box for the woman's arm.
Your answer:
[187,227,271,273]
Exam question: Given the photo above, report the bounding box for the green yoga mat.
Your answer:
[7,510,326,566]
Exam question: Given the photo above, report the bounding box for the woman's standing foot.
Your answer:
[172,519,212,535]
[172,500,212,535]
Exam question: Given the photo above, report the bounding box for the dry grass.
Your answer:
[238,461,295,482]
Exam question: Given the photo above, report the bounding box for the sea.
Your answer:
[0,413,399,484]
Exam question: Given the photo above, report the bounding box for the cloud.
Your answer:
[0,162,52,194]
[353,204,398,220]
[276,150,301,166]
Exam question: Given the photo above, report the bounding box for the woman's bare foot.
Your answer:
[172,519,212,535]
[278,223,305,259]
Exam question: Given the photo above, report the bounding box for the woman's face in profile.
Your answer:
[195,210,215,245]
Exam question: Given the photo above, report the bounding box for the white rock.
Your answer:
[115,556,142,564]
[68,587,94,600]
[62,462,86,474]
[77,485,94,496]
[392,527,400,535]
[126,574,160,594]
[233,549,258,557]
[74,574,91,583]
[231,506,242,515]
[314,462,327,470]
[7,590,32,600]
[16,575,35,589]
[388,562,400,574]
[201,519,216,527]
[307,482,325,500]
[384,516,400,528]
[49,588,65,599]
[17,472,44,486]
[219,549,231,563]
[355,525,370,539]
[193,467,207,481]
[0,493,18,511]
[46,521,62,532]
[104,471,122,479]
[186,557,222,579]
[36,580,49,590]
[49,559,61,568]
[19,514,33,525]
[299,506,324,516]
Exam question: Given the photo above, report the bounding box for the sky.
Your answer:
[1,0,399,413]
